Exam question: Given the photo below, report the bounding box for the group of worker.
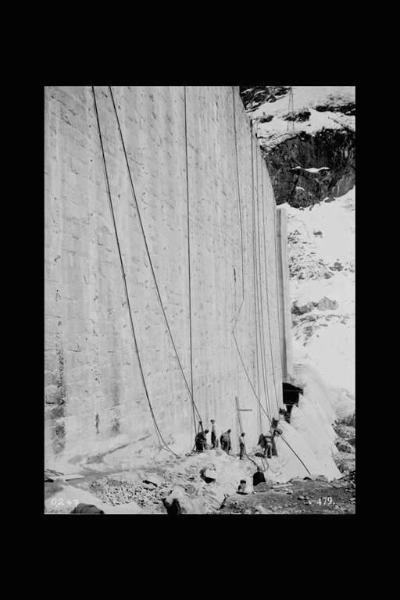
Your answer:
[194,420,233,454]
[194,418,282,461]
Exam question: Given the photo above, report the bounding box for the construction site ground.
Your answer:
[45,417,355,515]
[220,473,355,514]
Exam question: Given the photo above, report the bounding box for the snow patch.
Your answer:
[286,186,355,412]
[249,86,355,150]
[304,167,330,173]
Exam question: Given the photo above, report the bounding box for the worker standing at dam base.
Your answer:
[210,419,218,448]
[258,433,272,458]
[270,418,283,457]
[195,422,209,452]
[220,429,232,454]
[239,432,246,460]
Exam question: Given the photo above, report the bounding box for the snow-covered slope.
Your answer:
[250,86,355,150]
[284,186,355,418]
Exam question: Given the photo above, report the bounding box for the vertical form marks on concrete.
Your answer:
[258,150,280,419]
[45,86,286,465]
[183,86,196,437]
[104,86,193,446]
[268,182,285,409]
[49,337,67,454]
[275,206,286,378]
[232,94,241,433]
[256,148,274,421]
[259,159,275,419]
[92,86,163,448]
[250,128,262,435]
[256,143,274,428]
[232,95,254,428]
[232,87,245,303]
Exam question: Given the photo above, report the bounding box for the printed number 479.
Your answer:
[317,497,332,505]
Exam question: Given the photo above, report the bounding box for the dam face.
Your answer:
[45,86,287,468]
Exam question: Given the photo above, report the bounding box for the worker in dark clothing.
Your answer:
[271,418,279,429]
[195,431,203,452]
[220,429,232,454]
[195,428,209,452]
[194,421,203,452]
[239,432,246,460]
[253,466,266,487]
[264,435,273,458]
[271,432,278,457]
[210,419,218,448]
[237,479,247,494]
[258,433,272,458]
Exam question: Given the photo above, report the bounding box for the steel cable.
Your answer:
[108,86,203,431]
[91,86,178,458]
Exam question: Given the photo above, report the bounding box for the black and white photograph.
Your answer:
[44,85,355,515]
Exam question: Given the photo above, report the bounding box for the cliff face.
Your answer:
[264,128,355,207]
[240,86,355,207]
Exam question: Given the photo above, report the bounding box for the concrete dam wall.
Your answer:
[276,206,293,382]
[45,86,288,470]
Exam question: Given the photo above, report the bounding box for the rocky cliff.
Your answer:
[240,86,355,207]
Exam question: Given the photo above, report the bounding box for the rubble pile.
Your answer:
[89,475,171,511]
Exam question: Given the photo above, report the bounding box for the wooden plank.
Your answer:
[235,396,243,433]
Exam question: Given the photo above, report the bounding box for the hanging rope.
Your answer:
[253,128,275,420]
[270,186,289,383]
[250,128,263,432]
[231,121,311,477]
[272,205,283,336]
[233,330,311,475]
[230,102,246,331]
[107,86,203,433]
[94,85,311,475]
[255,145,272,414]
[231,90,252,447]
[91,86,178,458]
[232,87,245,302]
[259,162,281,413]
